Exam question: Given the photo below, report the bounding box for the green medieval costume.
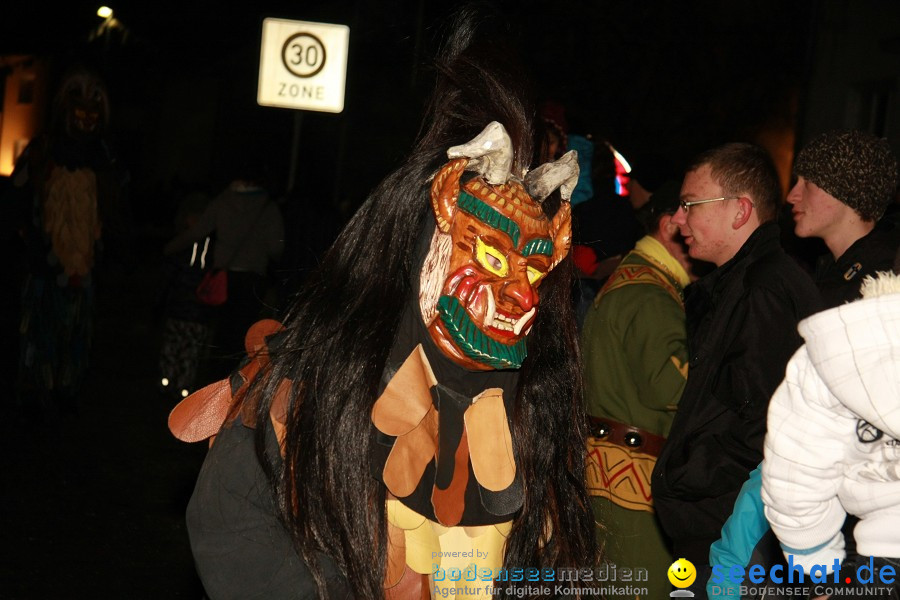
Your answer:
[581,234,689,598]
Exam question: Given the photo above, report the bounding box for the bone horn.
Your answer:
[524,150,580,203]
[446,121,514,186]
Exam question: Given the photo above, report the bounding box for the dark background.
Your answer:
[0,0,820,221]
[0,0,897,598]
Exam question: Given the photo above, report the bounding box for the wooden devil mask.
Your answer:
[419,122,577,371]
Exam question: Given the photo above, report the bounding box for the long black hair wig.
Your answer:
[252,5,600,598]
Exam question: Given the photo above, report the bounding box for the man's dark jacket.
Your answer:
[651,222,822,566]
[815,219,900,309]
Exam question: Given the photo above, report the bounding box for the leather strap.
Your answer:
[588,416,666,458]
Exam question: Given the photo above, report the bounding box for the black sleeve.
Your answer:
[186,420,352,599]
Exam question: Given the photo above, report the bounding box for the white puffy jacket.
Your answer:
[762,272,900,572]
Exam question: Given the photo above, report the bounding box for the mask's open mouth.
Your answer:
[451,277,535,340]
[437,295,527,369]
[487,304,535,338]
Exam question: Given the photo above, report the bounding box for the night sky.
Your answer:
[2,0,815,227]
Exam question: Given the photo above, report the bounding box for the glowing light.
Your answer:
[97,6,113,18]
[181,389,190,398]
[608,144,632,173]
[161,377,169,387]
[607,143,632,197]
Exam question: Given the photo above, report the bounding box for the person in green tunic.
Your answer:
[581,180,695,598]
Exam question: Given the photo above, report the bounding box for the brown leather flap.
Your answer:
[382,407,439,497]
[465,389,515,492]
[372,345,437,436]
[244,318,283,355]
[168,378,232,442]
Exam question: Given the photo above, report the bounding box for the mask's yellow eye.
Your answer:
[475,238,509,277]
[526,266,545,285]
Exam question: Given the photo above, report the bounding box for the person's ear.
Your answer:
[658,214,674,236]
[732,197,754,229]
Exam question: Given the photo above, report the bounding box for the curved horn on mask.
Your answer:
[548,202,572,271]
[446,121,514,186]
[524,150,579,203]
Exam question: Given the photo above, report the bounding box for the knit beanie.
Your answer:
[794,130,898,221]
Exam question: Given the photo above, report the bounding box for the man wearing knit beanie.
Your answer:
[788,129,900,307]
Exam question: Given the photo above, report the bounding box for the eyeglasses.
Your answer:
[679,196,740,213]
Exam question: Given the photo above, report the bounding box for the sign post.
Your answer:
[257,18,349,191]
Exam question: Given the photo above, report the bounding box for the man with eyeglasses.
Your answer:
[650,142,821,598]
[703,131,900,600]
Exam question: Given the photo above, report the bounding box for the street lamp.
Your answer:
[90,6,127,51]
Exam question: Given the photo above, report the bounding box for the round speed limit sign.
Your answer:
[258,18,349,113]
[282,33,326,78]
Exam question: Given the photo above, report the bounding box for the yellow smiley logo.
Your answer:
[667,558,696,588]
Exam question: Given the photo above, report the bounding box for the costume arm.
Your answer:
[622,285,688,412]
[188,417,351,599]
[761,346,849,573]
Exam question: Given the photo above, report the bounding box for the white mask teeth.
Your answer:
[490,314,515,331]
[512,307,536,336]
[484,286,496,329]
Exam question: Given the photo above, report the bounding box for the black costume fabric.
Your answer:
[186,415,353,599]
[651,223,822,566]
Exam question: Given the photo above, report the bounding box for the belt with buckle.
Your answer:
[588,416,666,458]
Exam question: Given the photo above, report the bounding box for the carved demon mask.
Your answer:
[419,122,577,371]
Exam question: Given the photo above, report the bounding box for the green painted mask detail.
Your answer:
[437,295,527,369]
[457,191,520,247]
[521,238,553,257]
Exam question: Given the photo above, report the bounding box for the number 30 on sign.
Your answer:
[258,18,350,113]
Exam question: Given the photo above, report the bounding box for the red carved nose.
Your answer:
[503,278,535,311]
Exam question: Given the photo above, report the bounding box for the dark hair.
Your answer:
[635,179,682,235]
[687,142,781,223]
[250,5,599,598]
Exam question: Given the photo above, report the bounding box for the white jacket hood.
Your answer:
[798,271,900,440]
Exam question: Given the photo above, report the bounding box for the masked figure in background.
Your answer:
[11,66,120,415]
[169,7,600,599]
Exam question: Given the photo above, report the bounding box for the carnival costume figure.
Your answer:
[12,66,121,414]
[168,8,600,599]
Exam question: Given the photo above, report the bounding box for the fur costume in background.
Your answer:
[169,6,600,600]
[12,66,120,407]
